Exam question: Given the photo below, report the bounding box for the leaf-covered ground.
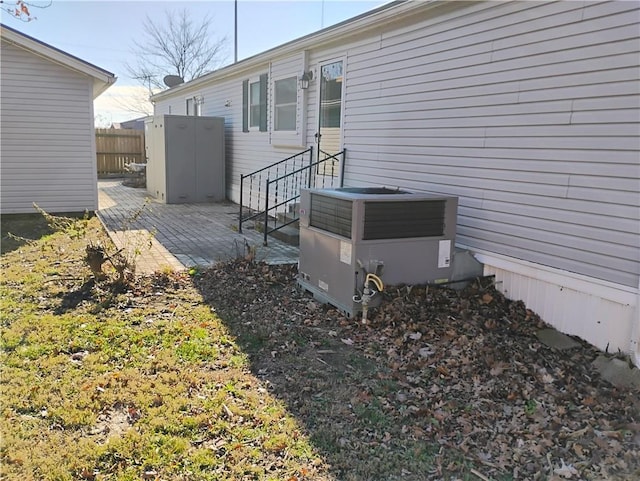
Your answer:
[194,261,640,481]
[1,215,638,480]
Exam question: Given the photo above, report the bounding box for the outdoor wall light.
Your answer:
[299,70,313,90]
[224,99,231,107]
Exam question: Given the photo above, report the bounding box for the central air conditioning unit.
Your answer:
[298,187,458,317]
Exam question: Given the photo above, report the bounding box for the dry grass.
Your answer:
[0,216,328,480]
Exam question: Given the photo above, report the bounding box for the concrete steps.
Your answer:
[254,221,299,246]
[242,203,300,246]
[269,223,300,246]
[254,207,300,246]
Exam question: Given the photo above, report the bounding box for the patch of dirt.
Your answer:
[90,404,138,443]
[193,259,640,481]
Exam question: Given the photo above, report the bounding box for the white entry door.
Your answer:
[315,60,344,185]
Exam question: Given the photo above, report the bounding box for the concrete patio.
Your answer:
[97,180,299,274]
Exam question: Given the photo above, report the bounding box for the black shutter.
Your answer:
[259,73,267,132]
[242,79,248,132]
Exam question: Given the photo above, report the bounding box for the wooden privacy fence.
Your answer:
[96,128,145,177]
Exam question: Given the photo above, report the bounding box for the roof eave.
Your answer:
[1,23,116,97]
[93,76,118,99]
[151,0,438,102]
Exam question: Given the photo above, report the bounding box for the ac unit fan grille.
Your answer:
[363,200,445,240]
[310,194,353,238]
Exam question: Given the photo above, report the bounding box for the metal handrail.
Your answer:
[267,152,342,184]
[238,147,345,244]
[262,149,345,244]
[245,147,312,178]
[239,147,312,232]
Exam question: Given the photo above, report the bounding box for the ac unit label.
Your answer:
[340,241,352,265]
[438,240,451,268]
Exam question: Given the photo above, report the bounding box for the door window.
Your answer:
[318,60,343,177]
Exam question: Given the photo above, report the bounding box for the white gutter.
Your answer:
[151,0,439,102]
[92,76,117,99]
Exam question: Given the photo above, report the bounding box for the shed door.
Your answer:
[166,117,196,203]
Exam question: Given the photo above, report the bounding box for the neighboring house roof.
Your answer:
[0,23,116,98]
[116,116,147,130]
[152,0,437,101]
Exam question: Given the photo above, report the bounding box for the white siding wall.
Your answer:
[156,1,640,288]
[154,0,639,289]
[332,0,640,290]
[0,41,99,214]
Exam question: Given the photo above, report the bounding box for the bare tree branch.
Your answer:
[0,0,51,22]
[126,9,228,92]
[111,88,156,117]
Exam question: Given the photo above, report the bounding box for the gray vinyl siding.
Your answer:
[153,0,639,289]
[0,41,98,214]
[336,0,640,288]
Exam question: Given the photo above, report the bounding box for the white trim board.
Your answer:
[464,247,638,306]
[461,246,638,362]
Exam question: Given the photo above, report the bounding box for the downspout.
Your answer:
[632,278,640,367]
[300,50,309,147]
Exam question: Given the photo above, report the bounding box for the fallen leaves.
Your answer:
[193,260,640,480]
[554,458,579,478]
[480,292,494,304]
[489,361,508,377]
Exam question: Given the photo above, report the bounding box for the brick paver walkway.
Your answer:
[97,180,298,274]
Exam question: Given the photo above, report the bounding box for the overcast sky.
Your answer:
[3,0,382,124]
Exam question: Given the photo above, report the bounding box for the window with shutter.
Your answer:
[242,73,268,132]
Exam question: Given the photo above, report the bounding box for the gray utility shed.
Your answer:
[145,115,225,204]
